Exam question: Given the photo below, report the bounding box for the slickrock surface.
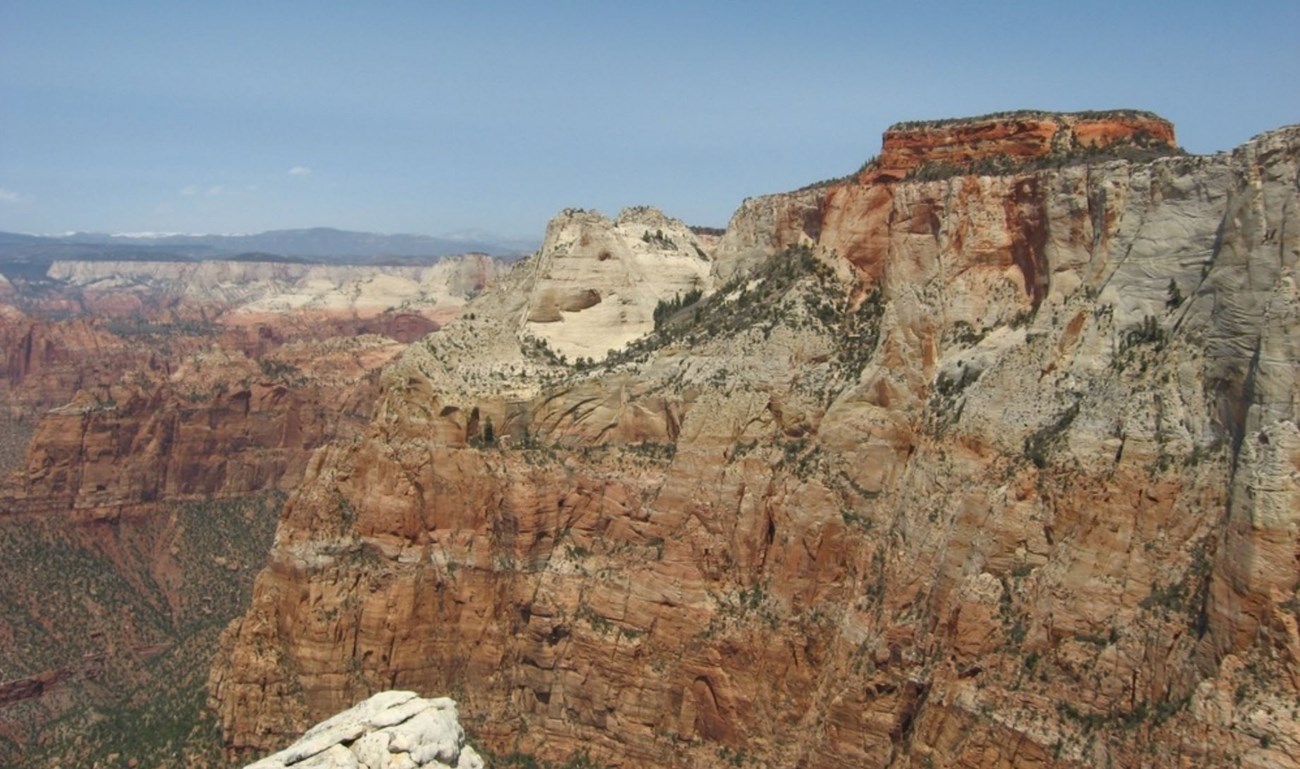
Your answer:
[207,115,1299,768]
[243,691,482,769]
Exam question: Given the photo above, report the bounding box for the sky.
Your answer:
[1,0,1296,239]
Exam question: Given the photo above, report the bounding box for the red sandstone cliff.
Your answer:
[201,115,1296,768]
[865,110,1177,183]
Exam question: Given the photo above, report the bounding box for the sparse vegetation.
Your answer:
[889,109,1169,131]
[1023,403,1080,469]
[1165,278,1185,310]
[1113,314,1168,371]
[622,441,676,462]
[2,492,283,768]
[479,747,607,769]
[603,244,883,407]
[902,130,1184,182]
[652,288,704,331]
[102,318,219,338]
[640,228,677,249]
[258,356,302,381]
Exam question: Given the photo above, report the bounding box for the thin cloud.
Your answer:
[288,166,312,176]
[180,184,225,197]
[0,188,25,204]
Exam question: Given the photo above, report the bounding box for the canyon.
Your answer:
[2,109,1297,769]
[0,256,498,767]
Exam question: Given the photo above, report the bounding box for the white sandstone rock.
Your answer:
[243,692,480,769]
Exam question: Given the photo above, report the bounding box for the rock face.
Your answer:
[211,115,1300,769]
[0,311,136,420]
[243,691,482,769]
[711,188,824,283]
[0,339,394,519]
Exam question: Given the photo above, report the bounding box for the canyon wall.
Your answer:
[210,116,1299,768]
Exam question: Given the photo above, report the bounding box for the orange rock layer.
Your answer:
[865,110,1177,183]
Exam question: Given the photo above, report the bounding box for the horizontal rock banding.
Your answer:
[865,109,1178,183]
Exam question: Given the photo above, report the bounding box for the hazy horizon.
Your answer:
[3,1,1296,238]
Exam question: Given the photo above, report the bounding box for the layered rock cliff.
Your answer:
[1,338,396,519]
[0,332,404,767]
[0,310,138,420]
[866,109,1178,183]
[211,114,1299,768]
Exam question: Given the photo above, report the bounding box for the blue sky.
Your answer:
[1,1,1296,238]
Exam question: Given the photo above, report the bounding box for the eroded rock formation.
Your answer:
[210,114,1300,768]
[42,255,498,326]
[520,206,713,361]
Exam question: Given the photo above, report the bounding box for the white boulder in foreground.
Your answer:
[243,691,484,769]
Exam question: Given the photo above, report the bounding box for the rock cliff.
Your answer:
[0,310,137,420]
[211,114,1299,768]
[1,338,395,519]
[866,109,1178,183]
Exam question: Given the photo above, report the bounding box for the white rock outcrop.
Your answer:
[243,691,484,769]
[519,206,713,361]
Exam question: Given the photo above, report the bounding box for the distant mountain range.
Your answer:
[0,227,537,277]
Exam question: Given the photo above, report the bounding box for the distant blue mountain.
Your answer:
[0,227,537,271]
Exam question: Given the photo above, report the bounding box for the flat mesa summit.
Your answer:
[73,107,1297,769]
[864,109,1178,182]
